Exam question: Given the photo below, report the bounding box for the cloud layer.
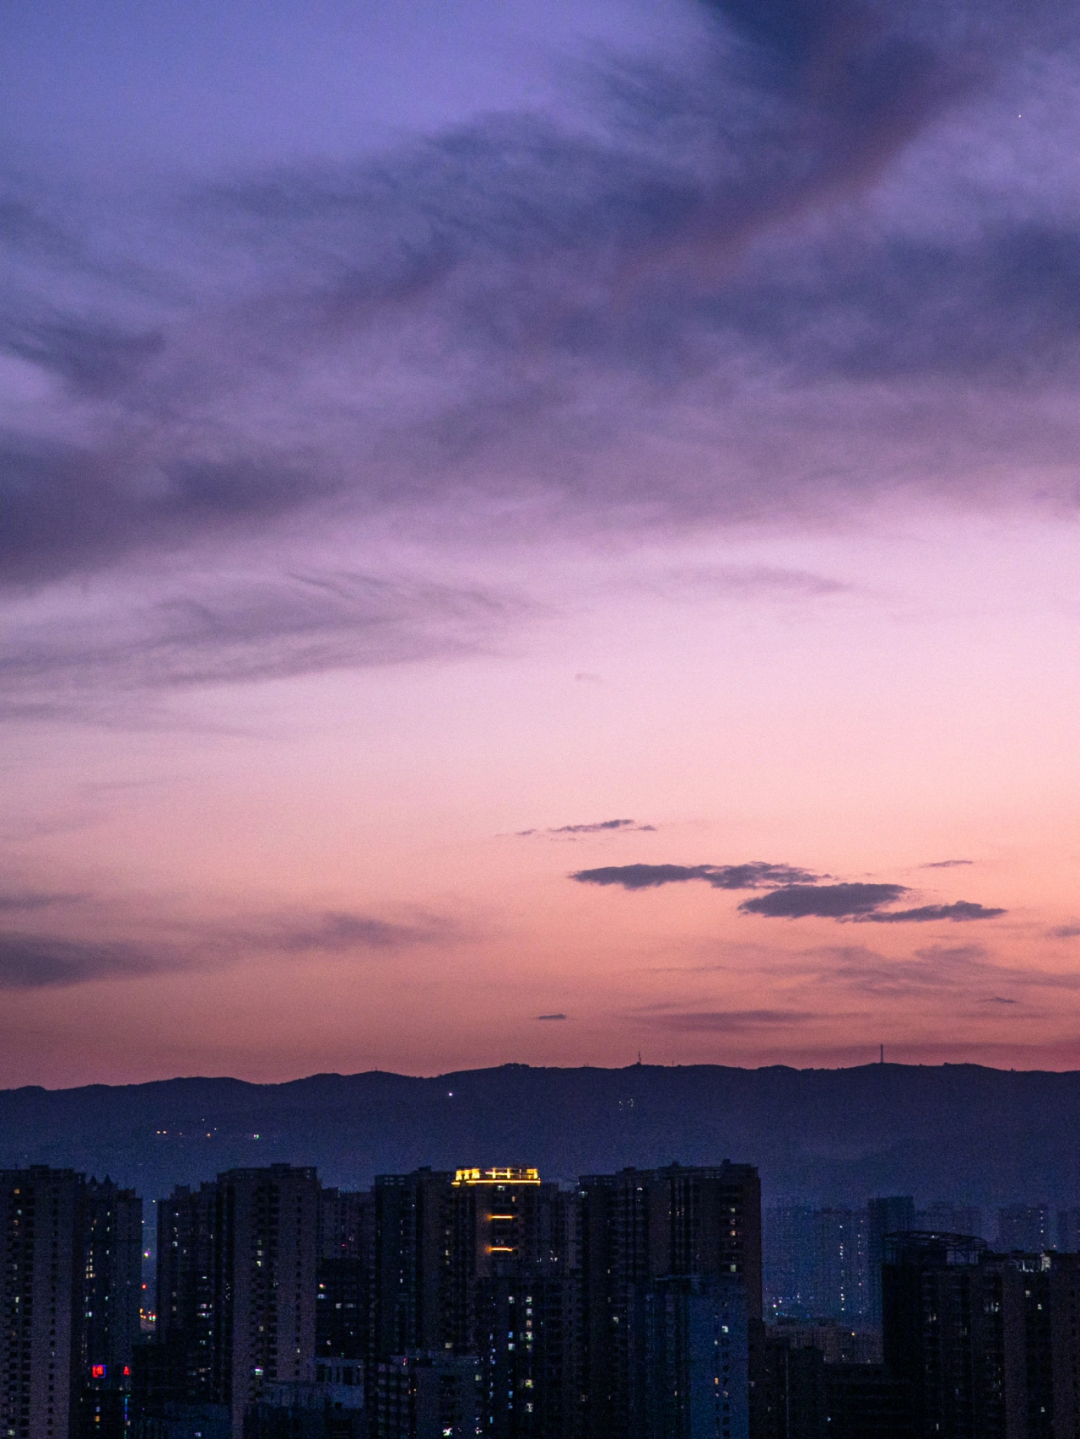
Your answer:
[0,570,533,720]
[517,819,656,837]
[858,900,1006,924]
[739,882,907,918]
[574,865,1008,922]
[5,0,1080,605]
[0,906,455,989]
[571,861,818,889]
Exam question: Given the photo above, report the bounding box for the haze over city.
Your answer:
[4,0,1080,1089]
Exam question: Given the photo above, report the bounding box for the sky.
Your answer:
[2,0,1080,1088]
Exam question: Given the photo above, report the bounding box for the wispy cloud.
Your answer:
[798,943,1080,1000]
[517,818,656,838]
[0,570,535,720]
[645,565,855,603]
[3,0,1078,605]
[635,1008,818,1031]
[857,900,1005,923]
[245,909,459,954]
[0,933,158,989]
[0,904,459,990]
[0,890,86,913]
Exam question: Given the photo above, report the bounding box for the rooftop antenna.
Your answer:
[637,1052,642,1066]
[880,1044,885,1065]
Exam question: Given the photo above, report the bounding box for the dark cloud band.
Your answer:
[570,862,818,890]
[573,868,1008,923]
[739,882,907,918]
[856,900,1006,923]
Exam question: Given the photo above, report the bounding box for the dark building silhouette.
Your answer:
[578,1162,761,1439]
[641,1274,749,1439]
[759,1337,826,1439]
[763,1205,869,1321]
[805,1209,867,1322]
[868,1199,915,1325]
[373,1169,455,1360]
[883,1232,1001,1438]
[915,1204,982,1242]
[1059,1210,1080,1253]
[243,1360,364,1439]
[996,1205,1052,1254]
[882,1232,1080,1439]
[372,1353,482,1439]
[372,1167,579,1438]
[763,1205,816,1319]
[134,1400,230,1438]
[0,1168,83,1439]
[821,1364,911,1439]
[317,1188,374,1364]
[74,1178,145,1438]
[759,1336,912,1439]
[148,1165,320,1438]
[0,1167,143,1439]
[472,1275,579,1439]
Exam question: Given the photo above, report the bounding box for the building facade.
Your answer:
[578,1162,762,1439]
[151,1165,320,1438]
[883,1232,1080,1439]
[0,1167,143,1439]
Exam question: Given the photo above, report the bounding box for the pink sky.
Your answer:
[2,0,1080,1086]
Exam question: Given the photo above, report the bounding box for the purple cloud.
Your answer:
[636,1008,817,1031]
[572,862,818,890]
[3,0,1075,602]
[857,900,1006,924]
[739,882,907,918]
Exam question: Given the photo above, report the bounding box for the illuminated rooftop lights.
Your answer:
[453,1166,541,1186]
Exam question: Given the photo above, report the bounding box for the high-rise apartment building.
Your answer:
[1059,1209,1080,1253]
[317,1188,374,1364]
[578,1162,761,1439]
[882,1231,1080,1439]
[764,1206,869,1322]
[996,1204,1052,1253]
[807,1209,867,1322]
[867,1198,915,1325]
[0,1167,143,1439]
[152,1164,320,1438]
[373,1169,455,1361]
[763,1205,817,1318]
[75,1178,145,1438]
[373,1167,579,1439]
[80,1178,144,1379]
[641,1274,750,1439]
[914,1203,982,1241]
[883,1231,1001,1438]
[0,1168,84,1439]
[373,1353,482,1439]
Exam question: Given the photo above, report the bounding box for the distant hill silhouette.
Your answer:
[1,1063,1077,1206]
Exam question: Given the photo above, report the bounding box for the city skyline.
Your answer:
[4,0,1080,1088]
[8,1153,1080,1439]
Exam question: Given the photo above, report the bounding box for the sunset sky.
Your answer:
[3,0,1080,1088]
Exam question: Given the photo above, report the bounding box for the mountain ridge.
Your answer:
[0,1062,1075,1206]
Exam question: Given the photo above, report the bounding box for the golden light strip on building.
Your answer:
[452,1167,541,1186]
